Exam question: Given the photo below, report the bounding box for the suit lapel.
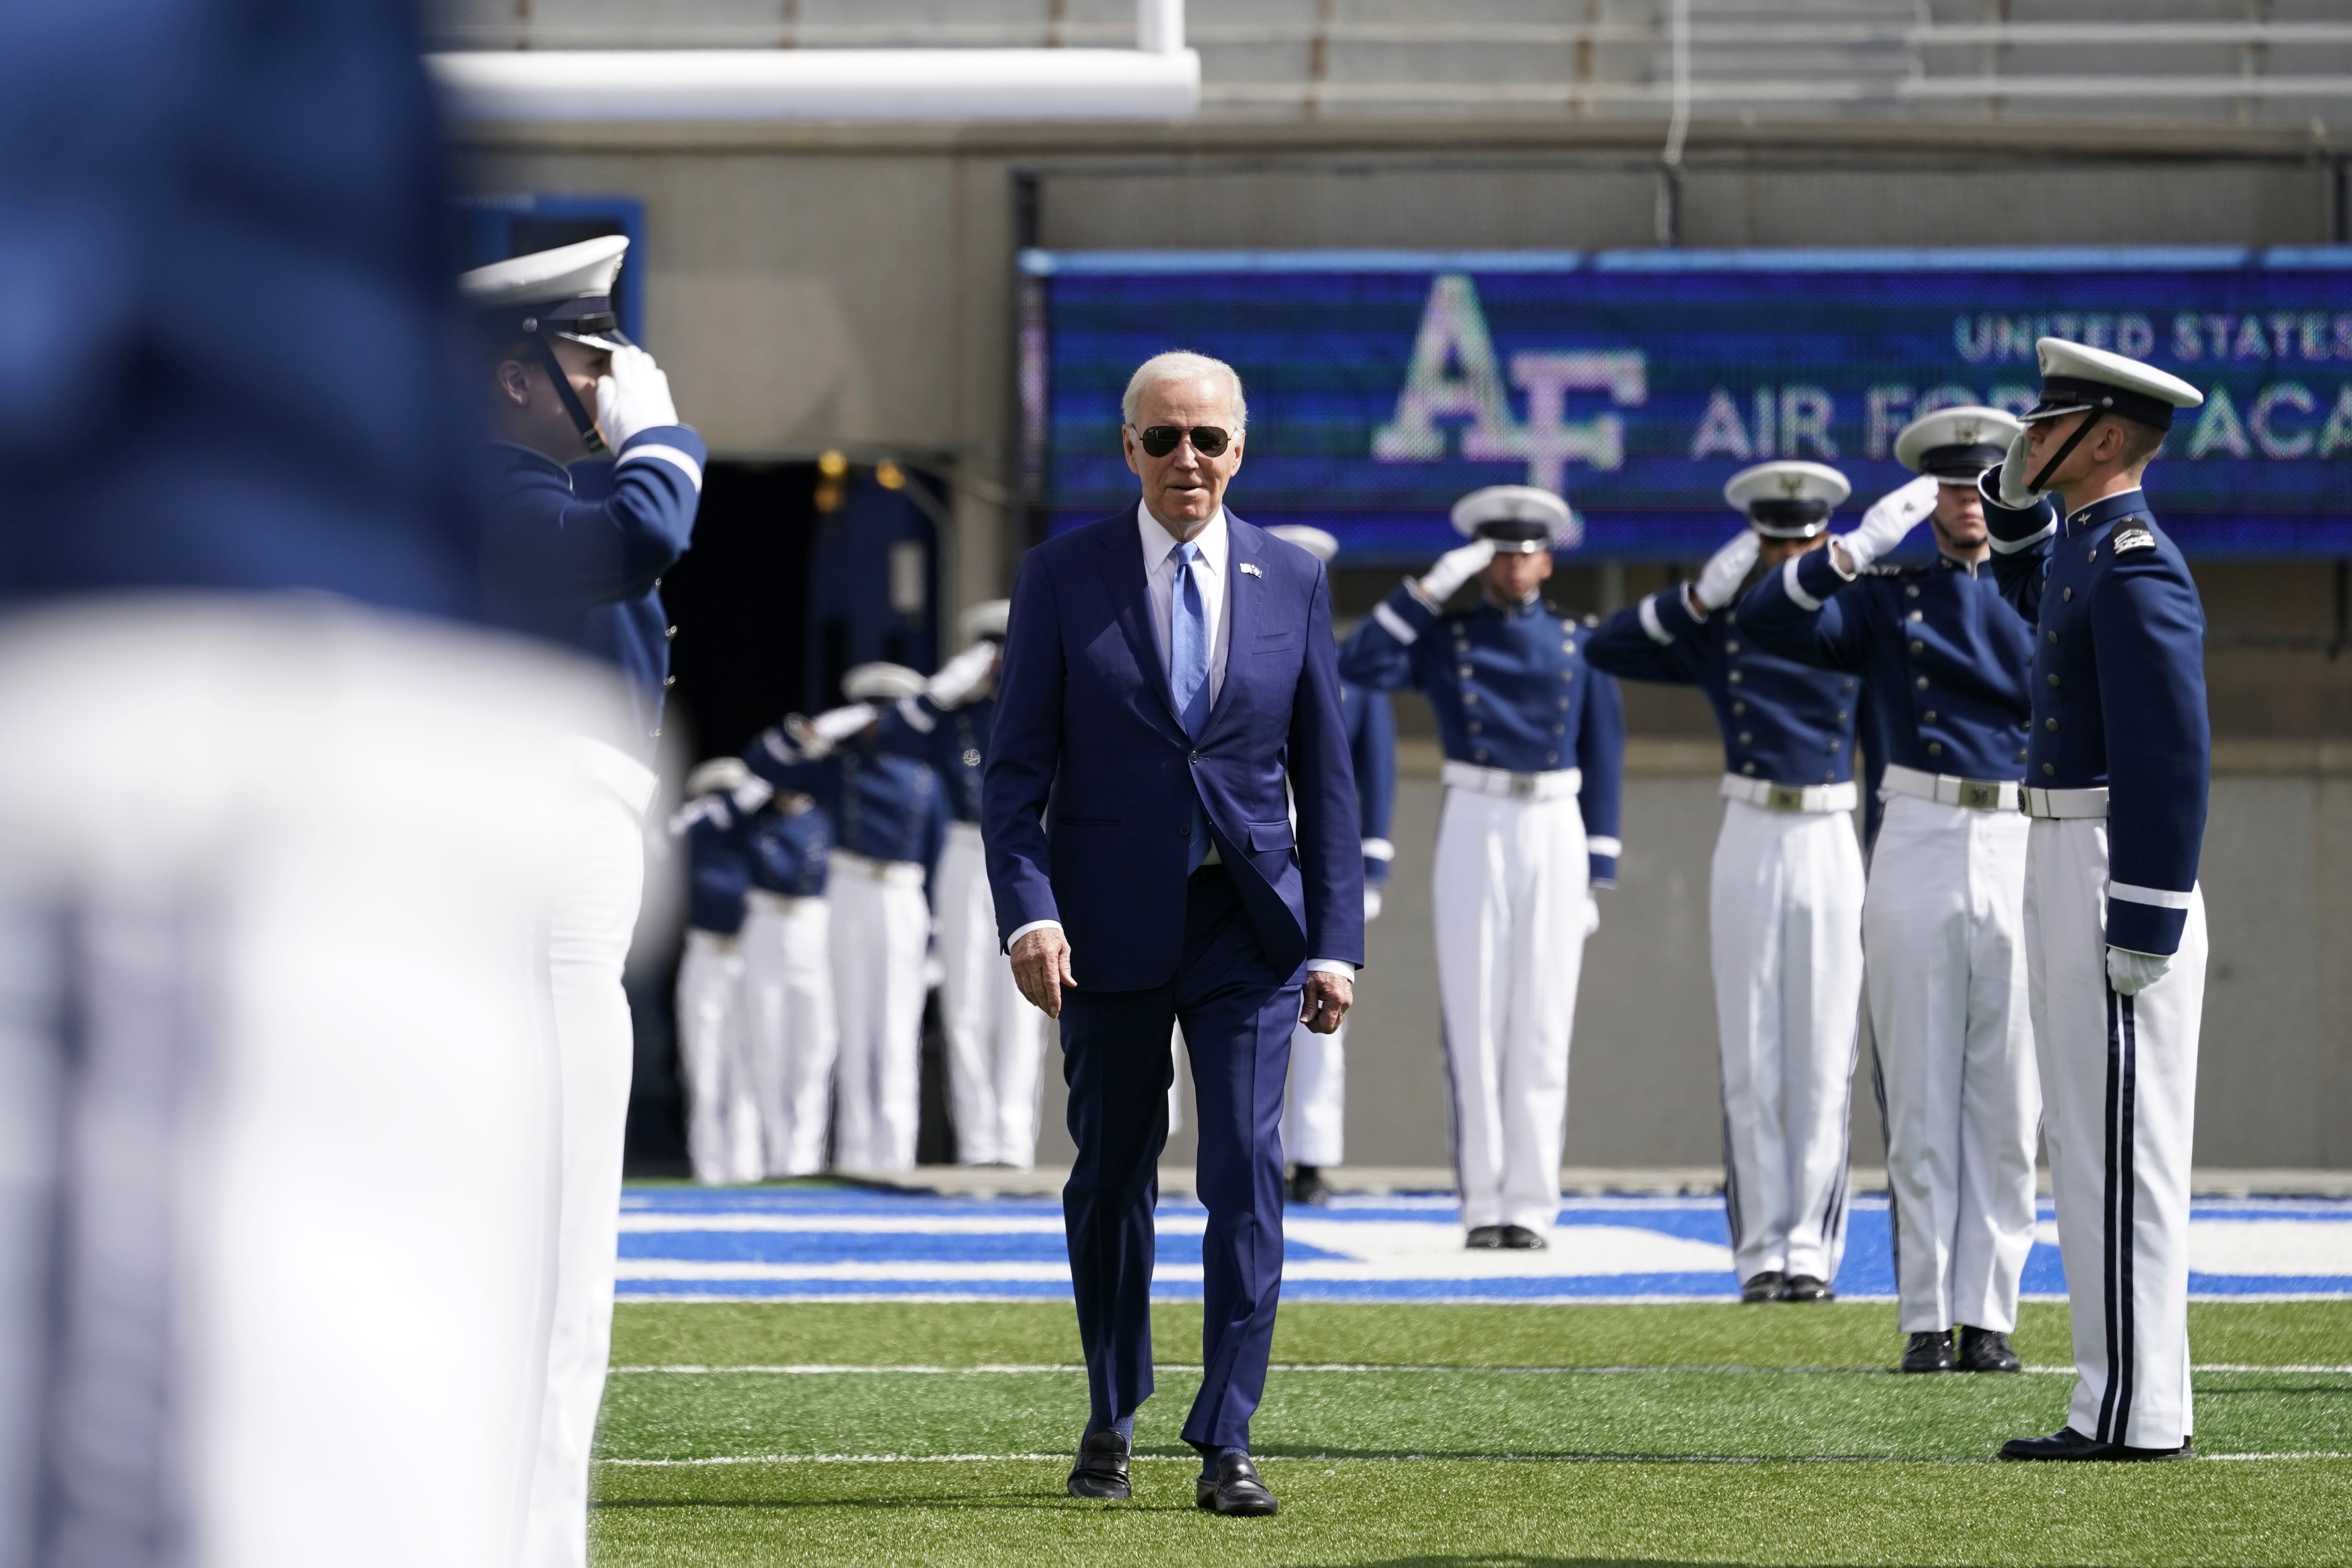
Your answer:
[1096,512,1186,736]
[1203,513,1261,734]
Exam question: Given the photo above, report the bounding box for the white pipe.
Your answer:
[429,48,1201,123]
[1137,0,1185,55]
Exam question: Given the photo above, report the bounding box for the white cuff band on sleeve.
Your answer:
[2109,880,2195,909]
[618,442,705,492]
[1637,593,1673,645]
[1587,836,1622,857]
[1361,837,1395,861]
[1372,601,1420,646]
[1781,556,1823,612]
[1989,520,2055,555]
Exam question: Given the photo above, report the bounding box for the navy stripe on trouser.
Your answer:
[1057,866,1300,1452]
[2096,985,2139,1445]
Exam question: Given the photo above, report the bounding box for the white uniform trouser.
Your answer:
[828,852,930,1171]
[1865,794,2040,1333]
[0,600,607,1568]
[524,748,652,1568]
[1712,798,1866,1283]
[1283,1014,1348,1169]
[675,929,760,1185]
[740,889,837,1176]
[2029,817,2206,1450]
[935,822,1046,1167]
[1435,787,1591,1235]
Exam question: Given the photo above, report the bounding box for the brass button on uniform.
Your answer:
[2047,674,2060,687]
[1905,584,1920,598]
[2043,763,2056,777]
[1927,741,1943,756]
[2062,587,2073,601]
[2045,717,2059,732]
[1741,761,1757,775]
[1909,640,1924,654]
[1923,710,1937,722]
[1908,610,1923,623]
[1732,700,1747,715]
[1725,640,1740,653]
[1739,731,1753,744]
[1727,670,1743,684]
[1915,676,1929,691]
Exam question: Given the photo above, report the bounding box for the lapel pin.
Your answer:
[1240,562,1263,577]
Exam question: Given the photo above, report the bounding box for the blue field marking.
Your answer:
[612,1186,2352,1305]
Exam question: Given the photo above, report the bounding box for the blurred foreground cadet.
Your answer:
[872,601,1046,1167]
[1737,410,2038,1374]
[462,233,706,1568]
[1267,526,1397,1207]
[0,1,624,1564]
[1587,462,1864,1306]
[984,352,1364,1516]
[670,758,765,1185]
[747,667,946,1172]
[741,775,839,1177]
[1340,491,1621,1246]
[1976,342,2209,1464]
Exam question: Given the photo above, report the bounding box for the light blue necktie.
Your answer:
[1170,540,1213,870]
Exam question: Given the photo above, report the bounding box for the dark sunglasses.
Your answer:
[1129,423,1232,459]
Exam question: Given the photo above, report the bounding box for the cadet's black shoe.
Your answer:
[1957,1325,2021,1373]
[1783,1274,1835,1302]
[1740,1270,1788,1303]
[1196,1452,1279,1516]
[1900,1330,1955,1373]
[1287,1165,1332,1206]
[1500,1225,1548,1250]
[1998,1427,2193,1463]
[1066,1429,1131,1499]
[1466,1225,1507,1250]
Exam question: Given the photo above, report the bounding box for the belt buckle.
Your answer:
[1958,780,2001,811]
[1766,783,1805,812]
[1509,773,1539,800]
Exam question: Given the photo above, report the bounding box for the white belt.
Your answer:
[1720,773,1859,814]
[1881,763,2022,813]
[946,819,985,845]
[564,734,658,818]
[746,888,821,914]
[1442,760,1582,801]
[830,848,928,886]
[2024,785,2109,820]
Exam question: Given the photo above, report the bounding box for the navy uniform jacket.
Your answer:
[671,790,757,936]
[1343,583,1629,886]
[746,724,946,881]
[481,431,706,756]
[1586,578,1860,797]
[750,796,834,899]
[1343,683,1399,888]
[1983,481,2210,958]
[1737,547,2034,846]
[875,693,993,824]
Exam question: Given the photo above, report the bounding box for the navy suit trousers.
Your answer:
[1059,865,1300,1450]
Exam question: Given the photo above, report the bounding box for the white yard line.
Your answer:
[606,1361,2352,1377]
[598,1449,2352,1467]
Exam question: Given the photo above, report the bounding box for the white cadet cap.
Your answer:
[2024,338,2202,430]
[841,661,927,702]
[958,599,1011,642]
[1724,461,1851,539]
[685,756,749,798]
[1894,406,2023,485]
[1449,485,1579,553]
[458,235,632,350]
[1265,525,1339,564]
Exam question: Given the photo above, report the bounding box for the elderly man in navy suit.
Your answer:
[984,351,1365,1517]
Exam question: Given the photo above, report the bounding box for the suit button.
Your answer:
[1188,750,1200,763]
[1927,741,1943,757]
[665,625,678,639]
[2046,717,2059,731]
[1546,751,1559,764]
[2043,763,2056,777]
[1843,679,1856,692]
[1906,584,1920,598]
[1459,665,1474,678]
[2018,749,2029,763]
[1550,722,1566,736]
[1836,710,1848,722]
[1467,721,1482,735]
[663,675,676,688]
[1826,738,1839,752]
[1177,824,1190,837]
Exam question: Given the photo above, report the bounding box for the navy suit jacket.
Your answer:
[982,509,1367,994]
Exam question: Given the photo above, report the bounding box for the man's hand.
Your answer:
[1994,428,2042,509]
[1691,530,1761,612]
[927,640,998,708]
[2106,945,2170,997]
[1417,539,1496,605]
[1835,474,1938,575]
[1300,970,1353,1035]
[1011,926,1077,1019]
[594,345,679,451]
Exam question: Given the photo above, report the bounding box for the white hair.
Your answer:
[1121,350,1248,431]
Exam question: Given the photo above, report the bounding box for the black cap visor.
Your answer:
[2024,375,2174,431]
[1746,499,1832,538]
[1919,442,2006,481]
[1474,518,1555,554]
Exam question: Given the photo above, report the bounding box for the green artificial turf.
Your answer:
[591,1300,2352,1567]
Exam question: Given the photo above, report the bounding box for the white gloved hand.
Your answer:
[809,702,878,742]
[1417,539,1496,605]
[927,641,998,708]
[1995,428,2043,509]
[1838,475,1939,574]
[1364,884,1385,923]
[1692,530,1761,612]
[1583,897,1601,939]
[594,345,680,452]
[2106,946,2170,996]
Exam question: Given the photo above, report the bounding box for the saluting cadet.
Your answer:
[1341,487,1625,1250]
[741,775,841,1177]
[1268,525,1398,1206]
[872,602,1047,1166]
[747,666,948,1171]
[1975,340,2209,1464]
[671,758,766,1186]
[1586,462,1863,1303]
[463,235,705,1568]
[1737,410,2039,1373]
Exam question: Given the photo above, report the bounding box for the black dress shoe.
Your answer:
[1466,1225,1507,1250]
[1740,1270,1787,1303]
[1998,1427,2193,1463]
[1287,1165,1332,1206]
[1900,1330,1955,1373]
[1783,1274,1835,1302]
[1196,1452,1278,1516]
[1499,1224,1548,1250]
[1957,1325,2021,1373]
[1066,1429,1131,1499]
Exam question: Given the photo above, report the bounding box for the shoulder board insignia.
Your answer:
[1863,563,1905,577]
[2112,527,2157,554]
